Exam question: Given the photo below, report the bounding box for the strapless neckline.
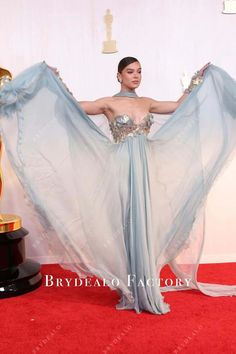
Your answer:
[108,113,154,143]
[112,113,153,126]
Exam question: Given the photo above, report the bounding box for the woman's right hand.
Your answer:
[48,65,60,76]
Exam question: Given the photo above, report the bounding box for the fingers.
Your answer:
[48,65,60,76]
[204,62,211,69]
[52,67,59,75]
[198,62,211,76]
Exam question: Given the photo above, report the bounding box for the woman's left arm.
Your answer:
[150,62,211,114]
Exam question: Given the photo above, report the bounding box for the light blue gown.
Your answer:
[0,62,236,314]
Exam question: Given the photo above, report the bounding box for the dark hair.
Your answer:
[118,57,139,73]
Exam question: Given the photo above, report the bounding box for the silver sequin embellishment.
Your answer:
[109,114,154,143]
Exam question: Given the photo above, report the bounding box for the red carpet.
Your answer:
[1,263,236,354]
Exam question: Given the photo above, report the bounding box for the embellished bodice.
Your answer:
[109,114,154,143]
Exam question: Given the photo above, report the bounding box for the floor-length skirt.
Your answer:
[1,62,236,314]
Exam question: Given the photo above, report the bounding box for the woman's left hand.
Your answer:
[198,62,211,76]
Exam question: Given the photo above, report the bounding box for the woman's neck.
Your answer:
[113,90,138,98]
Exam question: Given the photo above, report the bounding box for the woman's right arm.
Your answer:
[79,98,108,115]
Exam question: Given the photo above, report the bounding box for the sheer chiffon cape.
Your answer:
[0,62,236,314]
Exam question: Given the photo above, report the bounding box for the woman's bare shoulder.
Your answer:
[94,96,115,103]
[139,96,153,102]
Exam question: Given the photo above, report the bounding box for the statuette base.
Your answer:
[102,40,118,53]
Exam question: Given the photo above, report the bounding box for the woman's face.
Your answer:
[118,61,142,90]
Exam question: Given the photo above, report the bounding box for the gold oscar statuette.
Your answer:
[0,67,42,297]
[102,9,118,53]
[0,68,20,232]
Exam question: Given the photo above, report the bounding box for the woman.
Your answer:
[79,57,209,123]
[0,58,236,315]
